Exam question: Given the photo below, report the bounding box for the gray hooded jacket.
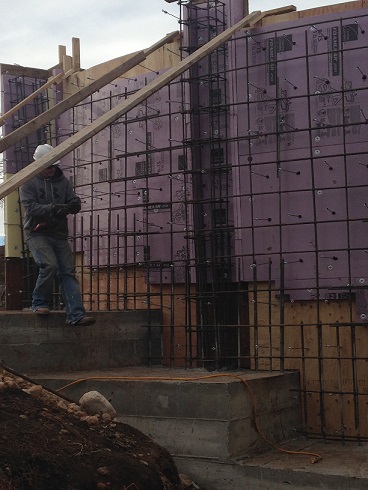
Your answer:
[19,166,81,240]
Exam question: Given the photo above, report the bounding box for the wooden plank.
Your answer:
[72,37,81,71]
[0,70,74,127]
[259,5,299,26]
[262,12,298,26]
[0,10,266,200]
[297,1,361,19]
[58,45,67,65]
[143,30,179,56]
[260,5,296,16]
[0,31,180,156]
[62,55,73,72]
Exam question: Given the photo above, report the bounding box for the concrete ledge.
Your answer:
[34,368,302,460]
[174,439,368,490]
[0,310,162,374]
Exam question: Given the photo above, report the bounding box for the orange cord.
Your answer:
[56,373,322,464]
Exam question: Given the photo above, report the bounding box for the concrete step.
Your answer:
[32,367,302,460]
[0,310,162,373]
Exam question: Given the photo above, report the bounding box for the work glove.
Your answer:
[67,200,81,214]
[52,204,70,219]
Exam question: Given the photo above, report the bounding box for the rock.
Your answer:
[101,413,112,423]
[28,385,43,397]
[79,391,117,419]
[57,401,68,411]
[4,378,16,388]
[82,415,100,426]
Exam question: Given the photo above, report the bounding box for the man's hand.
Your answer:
[52,204,70,219]
[67,200,81,214]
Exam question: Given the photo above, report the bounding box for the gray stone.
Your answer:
[79,390,117,418]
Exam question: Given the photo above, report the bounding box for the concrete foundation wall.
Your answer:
[0,310,162,374]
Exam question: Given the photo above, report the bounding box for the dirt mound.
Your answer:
[0,370,184,490]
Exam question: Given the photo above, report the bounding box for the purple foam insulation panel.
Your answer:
[350,249,368,285]
[280,190,315,223]
[57,110,74,170]
[232,9,368,308]
[70,72,192,282]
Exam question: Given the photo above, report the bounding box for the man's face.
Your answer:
[39,166,56,179]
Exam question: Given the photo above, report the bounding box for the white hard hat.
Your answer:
[33,144,60,165]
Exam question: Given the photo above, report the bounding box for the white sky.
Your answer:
[0,0,341,235]
[0,0,339,70]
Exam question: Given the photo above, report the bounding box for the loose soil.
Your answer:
[0,372,184,490]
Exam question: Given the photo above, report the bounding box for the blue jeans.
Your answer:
[27,235,86,324]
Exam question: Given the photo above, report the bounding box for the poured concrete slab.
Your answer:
[174,439,368,490]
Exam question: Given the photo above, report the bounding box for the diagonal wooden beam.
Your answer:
[0,10,268,199]
[258,5,297,16]
[143,30,179,56]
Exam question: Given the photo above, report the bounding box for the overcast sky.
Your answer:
[0,0,339,235]
[0,0,338,70]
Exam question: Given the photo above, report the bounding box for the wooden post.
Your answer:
[72,37,81,71]
[62,55,73,73]
[58,45,67,65]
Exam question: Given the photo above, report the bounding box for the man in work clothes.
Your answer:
[19,144,95,326]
